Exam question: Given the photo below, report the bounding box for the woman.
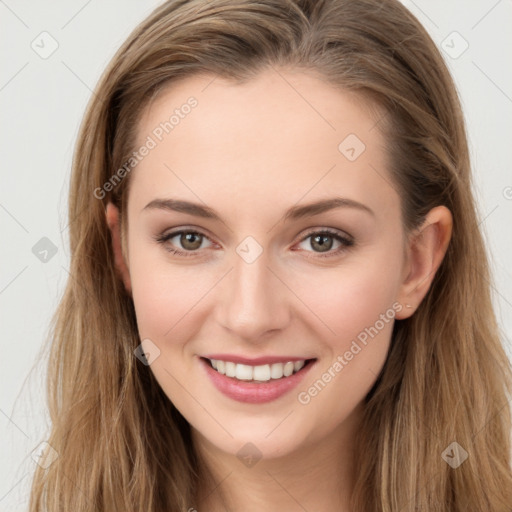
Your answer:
[29,0,512,510]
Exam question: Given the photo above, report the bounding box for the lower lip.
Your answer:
[199,357,316,404]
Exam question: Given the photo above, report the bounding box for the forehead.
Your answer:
[128,68,397,225]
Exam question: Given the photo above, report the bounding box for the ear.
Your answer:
[105,202,132,294]
[395,205,452,320]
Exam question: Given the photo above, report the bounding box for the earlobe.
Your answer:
[105,202,132,294]
[395,205,452,320]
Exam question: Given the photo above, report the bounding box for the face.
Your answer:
[117,68,412,460]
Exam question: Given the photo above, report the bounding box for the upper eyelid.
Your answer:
[299,226,353,241]
[160,228,216,245]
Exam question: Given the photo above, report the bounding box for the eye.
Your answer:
[295,228,354,259]
[154,229,214,257]
[154,227,354,259]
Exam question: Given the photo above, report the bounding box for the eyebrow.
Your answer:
[142,196,375,222]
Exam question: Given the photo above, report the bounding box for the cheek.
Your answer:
[126,225,216,341]
[130,274,170,337]
[292,262,398,440]
[289,246,402,347]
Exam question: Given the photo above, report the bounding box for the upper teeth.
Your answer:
[209,359,306,381]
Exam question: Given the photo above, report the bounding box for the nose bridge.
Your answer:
[217,239,289,341]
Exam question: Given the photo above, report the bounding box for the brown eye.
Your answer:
[179,232,203,251]
[309,233,334,253]
[296,229,354,259]
[155,229,213,256]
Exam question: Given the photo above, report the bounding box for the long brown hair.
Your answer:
[29,1,512,510]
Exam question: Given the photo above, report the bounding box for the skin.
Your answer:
[106,68,452,511]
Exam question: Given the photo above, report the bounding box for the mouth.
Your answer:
[200,356,317,382]
[200,355,317,403]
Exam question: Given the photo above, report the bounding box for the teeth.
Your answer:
[270,363,284,379]
[293,360,305,372]
[283,361,294,377]
[225,361,236,378]
[253,364,271,381]
[208,358,307,381]
[235,363,253,381]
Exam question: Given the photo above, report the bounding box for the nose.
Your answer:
[215,246,291,342]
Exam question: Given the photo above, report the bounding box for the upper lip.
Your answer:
[201,354,316,365]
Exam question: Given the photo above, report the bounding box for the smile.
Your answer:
[199,356,317,403]
[207,358,307,381]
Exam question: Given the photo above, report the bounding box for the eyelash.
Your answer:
[154,227,354,260]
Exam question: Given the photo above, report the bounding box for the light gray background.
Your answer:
[1,1,511,509]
